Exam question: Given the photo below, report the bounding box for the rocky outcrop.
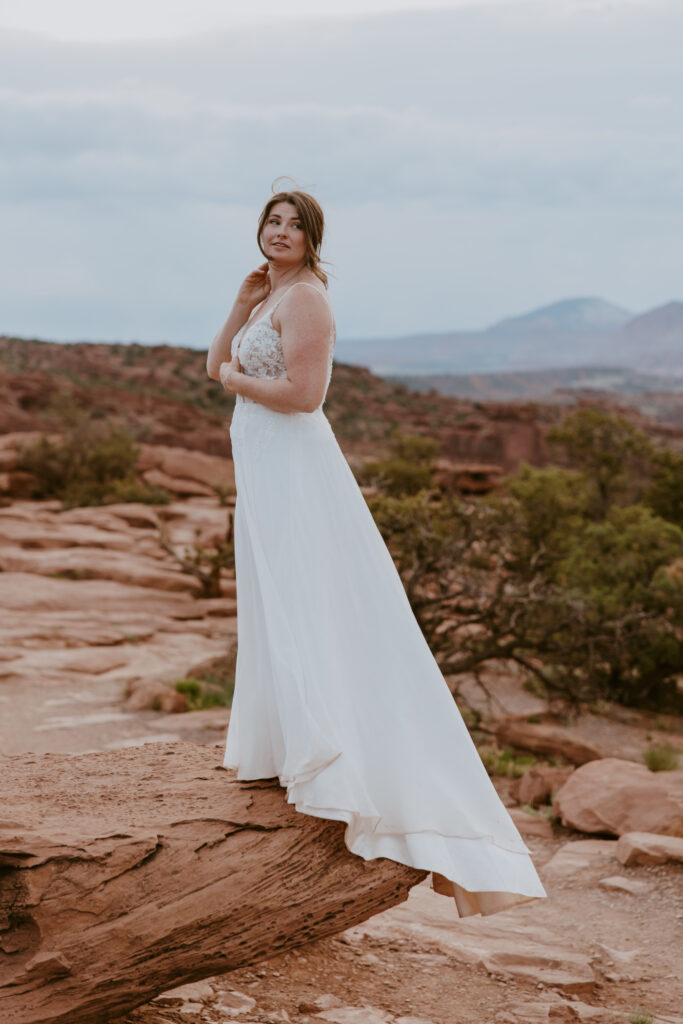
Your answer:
[0,742,426,1024]
[345,887,598,994]
[513,764,575,807]
[507,807,554,838]
[494,716,603,766]
[0,432,235,501]
[432,457,504,495]
[554,757,683,837]
[137,444,235,494]
[0,500,238,757]
[541,838,619,880]
[615,830,683,866]
[123,678,189,712]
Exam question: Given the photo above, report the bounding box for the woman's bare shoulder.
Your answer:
[278,281,332,322]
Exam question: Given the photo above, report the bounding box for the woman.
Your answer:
[206,187,548,917]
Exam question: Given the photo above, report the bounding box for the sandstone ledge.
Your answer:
[0,742,426,1024]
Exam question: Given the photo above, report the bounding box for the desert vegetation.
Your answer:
[15,413,171,508]
[360,409,683,713]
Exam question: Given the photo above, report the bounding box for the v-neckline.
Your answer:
[241,283,296,336]
[241,305,276,336]
[240,280,330,337]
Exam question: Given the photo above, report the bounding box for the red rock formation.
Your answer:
[494,716,603,766]
[554,757,683,836]
[0,742,426,1024]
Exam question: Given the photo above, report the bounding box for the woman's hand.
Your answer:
[219,354,244,395]
[236,261,272,310]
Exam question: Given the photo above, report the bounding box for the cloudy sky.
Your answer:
[1,0,681,346]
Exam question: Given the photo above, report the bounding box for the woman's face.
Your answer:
[261,201,307,268]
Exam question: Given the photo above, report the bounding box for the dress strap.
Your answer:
[270,280,328,313]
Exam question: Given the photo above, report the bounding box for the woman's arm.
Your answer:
[220,285,333,414]
[206,262,271,381]
[206,299,251,381]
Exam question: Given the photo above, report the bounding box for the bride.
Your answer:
[206,185,548,918]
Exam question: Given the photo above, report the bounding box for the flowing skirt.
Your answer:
[224,395,548,917]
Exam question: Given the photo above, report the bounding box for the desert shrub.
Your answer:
[351,411,682,712]
[357,430,439,497]
[501,464,591,562]
[477,746,537,778]
[174,676,232,709]
[546,407,654,515]
[211,482,235,507]
[642,742,680,771]
[628,1010,654,1024]
[358,457,434,497]
[158,516,234,598]
[645,448,683,527]
[16,419,171,508]
[555,504,683,610]
[173,651,236,709]
[365,460,683,712]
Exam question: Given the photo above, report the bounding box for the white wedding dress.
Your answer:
[223,281,548,917]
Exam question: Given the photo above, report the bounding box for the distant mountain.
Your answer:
[335,297,682,380]
[613,301,683,374]
[619,301,683,346]
[484,297,631,337]
[389,365,683,402]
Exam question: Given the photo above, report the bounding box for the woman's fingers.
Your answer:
[250,262,269,279]
[219,355,242,393]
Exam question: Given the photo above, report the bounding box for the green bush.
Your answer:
[477,746,538,778]
[173,652,236,710]
[556,504,683,611]
[358,456,434,497]
[500,462,591,569]
[628,1009,654,1024]
[642,742,680,771]
[645,448,683,527]
[364,444,683,712]
[546,407,653,515]
[16,420,171,508]
[357,430,439,497]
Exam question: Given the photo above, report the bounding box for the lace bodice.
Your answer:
[233,282,336,411]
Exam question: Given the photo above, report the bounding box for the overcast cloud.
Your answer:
[1,1,681,345]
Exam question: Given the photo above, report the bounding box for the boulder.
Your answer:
[0,430,56,457]
[315,1009,392,1024]
[137,444,235,491]
[597,874,652,895]
[615,830,683,866]
[0,469,35,497]
[514,764,575,807]
[494,717,602,766]
[299,994,345,1013]
[0,742,426,1024]
[554,757,683,837]
[142,466,215,497]
[508,807,554,838]
[0,546,193,592]
[124,679,188,713]
[540,839,618,880]
[432,458,504,495]
[0,572,202,618]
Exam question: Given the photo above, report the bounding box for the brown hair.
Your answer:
[257,189,328,287]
